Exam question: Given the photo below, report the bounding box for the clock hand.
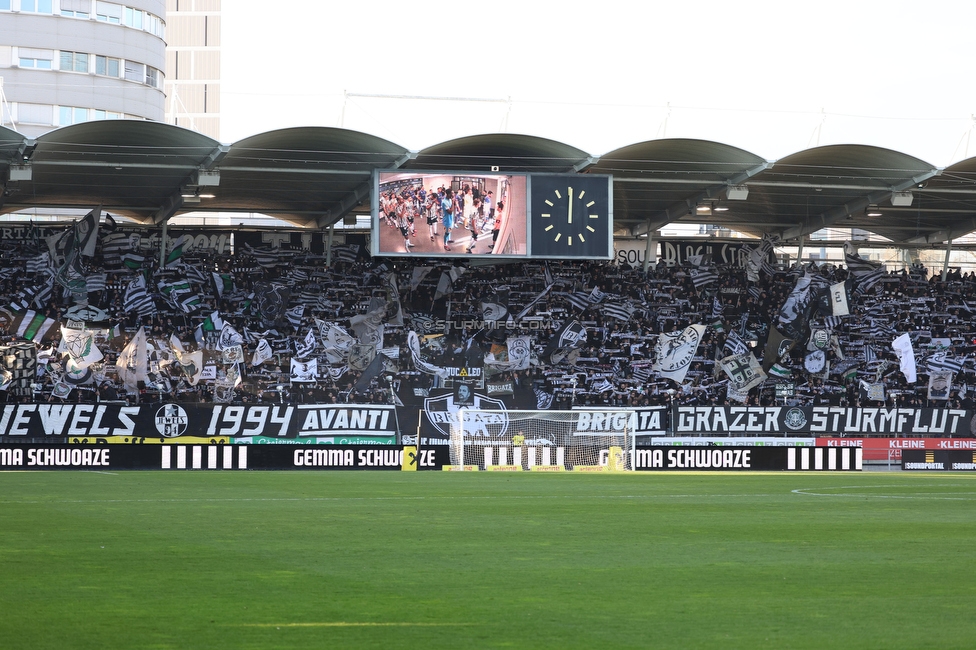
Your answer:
[567,187,573,224]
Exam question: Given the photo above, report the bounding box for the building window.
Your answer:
[146,12,164,38]
[145,66,159,88]
[93,109,121,120]
[0,0,11,11]
[21,0,53,13]
[19,57,53,69]
[123,6,142,29]
[60,0,91,18]
[60,51,89,73]
[124,60,143,83]
[95,1,120,23]
[17,103,54,125]
[58,105,90,126]
[95,55,120,77]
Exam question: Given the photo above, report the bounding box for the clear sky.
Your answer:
[220,0,976,166]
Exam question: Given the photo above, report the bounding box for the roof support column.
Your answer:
[642,228,654,274]
[326,223,334,266]
[796,234,804,267]
[160,219,168,268]
[942,237,953,282]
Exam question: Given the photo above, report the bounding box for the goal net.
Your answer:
[449,409,636,471]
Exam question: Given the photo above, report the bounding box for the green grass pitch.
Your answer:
[2,471,975,649]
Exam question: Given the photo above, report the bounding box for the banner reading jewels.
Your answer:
[0,403,399,443]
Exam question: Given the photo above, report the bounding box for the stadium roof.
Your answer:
[1,121,975,245]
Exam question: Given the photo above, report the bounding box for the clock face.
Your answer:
[529,175,610,258]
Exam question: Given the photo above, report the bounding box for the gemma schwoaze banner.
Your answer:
[0,445,449,471]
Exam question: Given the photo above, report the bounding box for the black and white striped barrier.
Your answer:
[161,445,247,470]
[788,446,862,471]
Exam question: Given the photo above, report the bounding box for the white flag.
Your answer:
[720,352,766,393]
[117,326,148,390]
[891,333,917,384]
[290,358,318,383]
[407,331,449,378]
[830,281,849,316]
[251,339,273,366]
[653,324,705,383]
[59,327,104,370]
[927,371,953,401]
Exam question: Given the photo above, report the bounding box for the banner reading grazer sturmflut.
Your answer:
[673,406,974,436]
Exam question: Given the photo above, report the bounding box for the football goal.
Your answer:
[448,409,636,471]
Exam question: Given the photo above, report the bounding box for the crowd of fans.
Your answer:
[2,225,975,412]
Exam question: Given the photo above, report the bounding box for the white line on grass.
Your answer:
[239,622,476,628]
[793,484,976,500]
[0,493,778,505]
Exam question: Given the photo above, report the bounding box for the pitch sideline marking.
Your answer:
[0,493,779,505]
[239,622,475,628]
[793,483,976,500]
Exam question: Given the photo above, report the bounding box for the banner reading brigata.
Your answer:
[0,403,398,443]
[413,402,670,446]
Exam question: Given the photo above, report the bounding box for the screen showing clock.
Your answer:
[528,174,613,259]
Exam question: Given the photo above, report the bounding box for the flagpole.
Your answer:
[326,224,334,266]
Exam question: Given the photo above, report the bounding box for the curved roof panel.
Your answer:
[4,121,221,221]
[592,139,769,236]
[214,127,409,225]
[719,145,939,241]
[409,133,591,173]
[0,125,27,166]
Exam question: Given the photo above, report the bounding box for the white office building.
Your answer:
[0,0,167,137]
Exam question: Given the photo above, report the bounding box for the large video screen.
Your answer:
[373,172,528,258]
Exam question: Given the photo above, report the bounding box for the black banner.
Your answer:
[0,222,342,255]
[2,402,973,442]
[659,240,771,268]
[673,406,975,437]
[0,403,399,443]
[0,444,448,471]
[633,446,861,471]
[407,393,669,446]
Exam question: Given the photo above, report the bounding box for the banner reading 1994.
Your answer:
[0,403,399,444]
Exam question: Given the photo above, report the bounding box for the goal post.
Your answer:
[449,409,636,471]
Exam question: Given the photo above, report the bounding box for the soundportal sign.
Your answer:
[612,240,773,268]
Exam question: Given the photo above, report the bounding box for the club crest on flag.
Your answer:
[348,342,376,371]
[423,392,507,438]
